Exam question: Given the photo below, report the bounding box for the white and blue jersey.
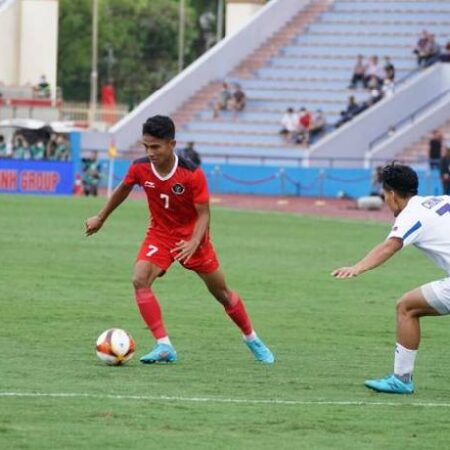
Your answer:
[387,195,450,275]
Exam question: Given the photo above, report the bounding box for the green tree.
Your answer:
[58,0,199,104]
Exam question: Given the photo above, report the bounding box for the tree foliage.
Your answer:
[58,0,204,104]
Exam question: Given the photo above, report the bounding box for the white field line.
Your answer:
[1,392,450,408]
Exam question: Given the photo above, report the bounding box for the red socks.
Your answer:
[134,287,167,339]
[224,292,253,336]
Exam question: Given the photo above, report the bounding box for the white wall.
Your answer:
[19,0,58,96]
[107,0,312,152]
[0,0,20,84]
[226,1,265,36]
[0,0,58,95]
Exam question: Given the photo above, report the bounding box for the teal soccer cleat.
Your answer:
[140,343,177,364]
[245,337,275,364]
[364,374,415,394]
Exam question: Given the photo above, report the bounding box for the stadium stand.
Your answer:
[170,0,450,163]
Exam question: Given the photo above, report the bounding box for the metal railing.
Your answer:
[369,87,450,150]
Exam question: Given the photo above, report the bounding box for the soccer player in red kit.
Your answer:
[85,115,274,364]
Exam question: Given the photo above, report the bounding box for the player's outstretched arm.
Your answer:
[85,182,133,236]
[332,237,402,279]
[172,202,210,263]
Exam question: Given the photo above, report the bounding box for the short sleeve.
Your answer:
[123,162,139,186]
[387,212,422,247]
[192,168,209,204]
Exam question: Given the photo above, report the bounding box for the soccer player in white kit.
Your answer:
[332,162,450,394]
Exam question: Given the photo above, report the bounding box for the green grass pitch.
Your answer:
[1,195,450,449]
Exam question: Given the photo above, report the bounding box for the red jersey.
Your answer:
[124,154,209,240]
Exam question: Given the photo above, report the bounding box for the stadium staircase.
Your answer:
[170,0,450,164]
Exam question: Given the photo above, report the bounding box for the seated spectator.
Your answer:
[295,107,312,145]
[177,141,201,168]
[365,55,383,89]
[12,135,30,159]
[384,56,395,81]
[82,151,102,196]
[429,129,443,170]
[348,55,367,89]
[213,82,232,118]
[440,41,450,62]
[30,141,46,160]
[0,134,7,158]
[279,107,298,142]
[335,96,361,128]
[423,34,441,67]
[309,109,327,142]
[381,78,395,98]
[35,75,51,98]
[53,135,70,161]
[229,83,246,114]
[413,30,430,66]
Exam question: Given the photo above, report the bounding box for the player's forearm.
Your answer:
[97,183,132,222]
[191,208,210,244]
[353,240,401,274]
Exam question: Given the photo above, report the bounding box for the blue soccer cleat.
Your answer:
[140,343,177,364]
[245,337,275,364]
[364,374,415,394]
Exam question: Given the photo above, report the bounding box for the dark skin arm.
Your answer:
[85,182,133,236]
[171,202,210,263]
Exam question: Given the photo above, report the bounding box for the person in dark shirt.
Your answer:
[178,141,201,168]
[429,129,443,170]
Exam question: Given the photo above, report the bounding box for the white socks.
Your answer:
[243,331,257,342]
[394,343,417,381]
[157,336,172,346]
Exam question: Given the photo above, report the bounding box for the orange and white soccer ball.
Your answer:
[95,328,135,365]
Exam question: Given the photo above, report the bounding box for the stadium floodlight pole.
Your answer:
[178,0,186,73]
[216,0,224,42]
[89,0,99,127]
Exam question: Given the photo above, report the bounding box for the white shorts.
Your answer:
[421,277,450,314]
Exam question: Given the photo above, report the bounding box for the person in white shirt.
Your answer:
[332,162,450,394]
[279,107,298,142]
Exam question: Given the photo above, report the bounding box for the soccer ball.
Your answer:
[95,328,135,365]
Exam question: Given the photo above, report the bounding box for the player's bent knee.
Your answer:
[132,275,149,290]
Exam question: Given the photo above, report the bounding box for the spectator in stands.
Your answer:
[35,75,51,98]
[440,146,450,195]
[413,30,430,67]
[440,41,450,62]
[429,129,443,170]
[12,135,29,159]
[423,34,441,67]
[82,151,102,196]
[53,135,70,161]
[365,56,384,89]
[213,82,232,118]
[30,141,46,160]
[178,141,201,168]
[335,96,361,128]
[348,55,367,89]
[279,107,298,142]
[309,109,327,142]
[382,78,395,98]
[229,83,246,114]
[295,107,312,145]
[0,135,7,158]
[384,56,395,82]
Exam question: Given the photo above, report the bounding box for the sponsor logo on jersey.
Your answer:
[172,183,185,195]
[144,181,155,188]
[421,197,442,209]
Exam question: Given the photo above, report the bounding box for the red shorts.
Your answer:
[136,234,220,274]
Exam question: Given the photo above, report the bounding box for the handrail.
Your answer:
[369,87,450,150]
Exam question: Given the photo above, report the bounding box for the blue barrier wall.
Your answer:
[107,159,443,198]
[0,160,74,195]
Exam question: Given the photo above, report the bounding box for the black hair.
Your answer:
[381,162,418,198]
[142,115,175,140]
